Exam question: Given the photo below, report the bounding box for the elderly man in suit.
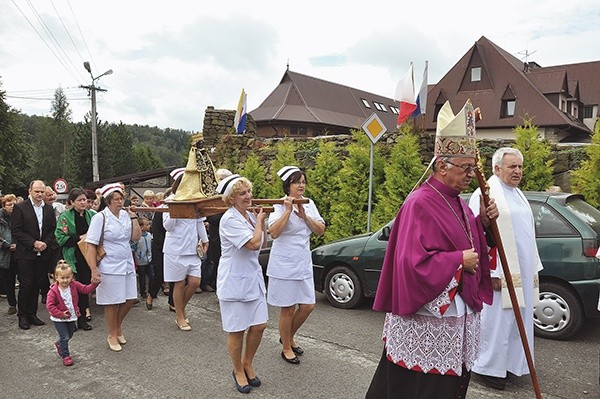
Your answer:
[12,180,57,330]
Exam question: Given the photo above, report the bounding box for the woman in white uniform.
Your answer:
[85,183,141,352]
[163,168,209,331]
[216,174,268,394]
[267,166,325,364]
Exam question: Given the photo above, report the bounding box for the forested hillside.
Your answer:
[0,83,192,195]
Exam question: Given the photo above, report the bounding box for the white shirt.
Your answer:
[217,207,266,302]
[267,198,324,280]
[86,208,135,275]
[49,286,77,323]
[163,202,208,256]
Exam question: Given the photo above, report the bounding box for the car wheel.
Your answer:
[533,281,585,340]
[324,265,363,309]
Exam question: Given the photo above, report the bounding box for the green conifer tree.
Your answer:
[514,115,554,191]
[0,80,31,193]
[241,153,268,199]
[267,140,297,198]
[372,128,424,228]
[305,141,342,246]
[571,118,600,207]
[325,130,384,241]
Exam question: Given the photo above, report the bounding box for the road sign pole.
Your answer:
[361,112,387,234]
[367,142,374,232]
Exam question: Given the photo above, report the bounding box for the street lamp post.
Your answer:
[80,61,112,182]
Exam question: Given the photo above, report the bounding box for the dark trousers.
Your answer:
[17,257,51,318]
[137,264,154,297]
[148,251,174,306]
[0,265,17,307]
[74,263,91,318]
[53,321,76,358]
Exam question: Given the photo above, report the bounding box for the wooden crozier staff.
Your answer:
[474,150,542,399]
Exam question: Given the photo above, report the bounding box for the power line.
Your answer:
[10,0,80,84]
[6,94,89,101]
[67,0,97,72]
[23,0,86,84]
[51,0,86,66]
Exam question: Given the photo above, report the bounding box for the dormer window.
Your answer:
[501,100,516,118]
[471,67,481,82]
[361,99,371,108]
[390,106,399,115]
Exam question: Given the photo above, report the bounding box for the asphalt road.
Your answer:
[1,292,598,399]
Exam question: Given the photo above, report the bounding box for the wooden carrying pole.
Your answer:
[474,154,542,399]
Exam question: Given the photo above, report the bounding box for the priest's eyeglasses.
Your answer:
[446,161,477,174]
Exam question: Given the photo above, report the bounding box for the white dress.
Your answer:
[86,209,137,304]
[217,208,267,332]
[469,176,543,377]
[266,198,324,307]
[162,197,208,282]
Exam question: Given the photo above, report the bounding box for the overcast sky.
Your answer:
[1,0,599,132]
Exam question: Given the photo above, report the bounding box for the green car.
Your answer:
[312,191,600,340]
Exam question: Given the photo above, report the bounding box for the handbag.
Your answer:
[78,212,106,262]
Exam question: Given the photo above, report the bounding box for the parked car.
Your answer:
[311,191,600,340]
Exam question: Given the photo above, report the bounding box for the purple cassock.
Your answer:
[373,176,493,315]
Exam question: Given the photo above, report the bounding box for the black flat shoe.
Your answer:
[28,316,45,326]
[279,338,304,356]
[146,297,153,310]
[244,370,261,387]
[281,351,300,364]
[473,372,507,390]
[232,370,251,393]
[78,320,93,331]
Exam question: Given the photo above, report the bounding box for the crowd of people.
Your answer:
[4,99,594,398]
[0,164,325,395]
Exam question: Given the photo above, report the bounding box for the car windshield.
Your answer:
[565,198,600,236]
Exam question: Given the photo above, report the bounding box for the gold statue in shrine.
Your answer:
[174,138,219,201]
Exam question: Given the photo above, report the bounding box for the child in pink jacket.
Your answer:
[46,260,98,366]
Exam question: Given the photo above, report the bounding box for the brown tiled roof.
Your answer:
[543,61,600,105]
[250,70,399,132]
[250,36,596,143]
[426,37,578,129]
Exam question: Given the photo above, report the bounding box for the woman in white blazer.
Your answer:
[216,174,268,394]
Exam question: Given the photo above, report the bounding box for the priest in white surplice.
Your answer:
[468,147,543,390]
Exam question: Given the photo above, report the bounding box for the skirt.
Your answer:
[164,253,201,282]
[365,348,471,399]
[267,276,315,307]
[219,295,268,333]
[96,272,137,305]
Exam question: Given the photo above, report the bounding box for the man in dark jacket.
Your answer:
[12,180,57,330]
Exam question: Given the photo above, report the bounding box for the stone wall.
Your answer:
[202,107,587,191]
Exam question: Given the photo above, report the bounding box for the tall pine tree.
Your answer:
[514,115,554,191]
[373,128,424,228]
[325,130,384,241]
[571,118,600,207]
[0,80,31,193]
[267,140,297,198]
[305,141,341,246]
[240,153,268,199]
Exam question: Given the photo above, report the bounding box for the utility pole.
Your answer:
[80,61,112,182]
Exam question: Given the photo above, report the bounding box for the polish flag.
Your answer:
[394,63,417,127]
